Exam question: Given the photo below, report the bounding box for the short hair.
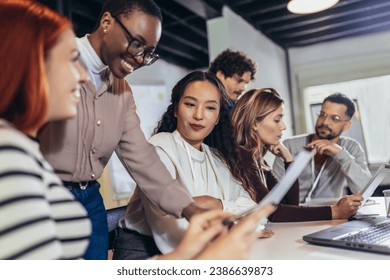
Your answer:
[209,49,257,80]
[0,0,70,133]
[94,0,162,30]
[323,93,356,119]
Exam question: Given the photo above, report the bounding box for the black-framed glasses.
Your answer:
[112,15,159,66]
[317,112,350,124]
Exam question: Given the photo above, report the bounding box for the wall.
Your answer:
[207,7,390,150]
[288,30,390,134]
[286,29,390,168]
[126,58,189,91]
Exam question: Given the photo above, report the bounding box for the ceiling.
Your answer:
[39,0,390,69]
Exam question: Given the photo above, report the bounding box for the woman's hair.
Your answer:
[232,88,285,160]
[231,88,284,200]
[154,70,243,184]
[0,0,70,133]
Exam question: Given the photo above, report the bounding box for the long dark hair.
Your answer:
[154,71,243,184]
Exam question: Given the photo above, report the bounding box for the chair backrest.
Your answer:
[106,205,127,250]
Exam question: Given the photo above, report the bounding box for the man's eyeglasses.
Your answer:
[112,15,159,66]
[317,112,350,124]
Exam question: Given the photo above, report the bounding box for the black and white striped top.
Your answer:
[0,119,91,259]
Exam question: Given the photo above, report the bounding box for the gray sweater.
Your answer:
[273,134,371,203]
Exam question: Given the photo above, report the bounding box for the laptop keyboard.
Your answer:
[340,221,390,244]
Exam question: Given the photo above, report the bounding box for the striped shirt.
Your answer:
[0,119,91,259]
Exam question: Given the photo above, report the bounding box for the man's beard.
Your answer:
[315,125,341,140]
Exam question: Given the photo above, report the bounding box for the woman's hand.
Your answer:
[196,203,276,260]
[269,143,293,163]
[157,209,231,260]
[158,204,276,260]
[331,193,363,219]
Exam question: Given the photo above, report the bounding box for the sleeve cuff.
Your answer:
[334,147,353,163]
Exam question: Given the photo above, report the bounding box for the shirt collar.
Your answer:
[173,130,206,162]
[77,35,108,75]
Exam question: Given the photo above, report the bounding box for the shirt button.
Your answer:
[96,120,101,126]
[92,148,96,154]
[91,173,95,179]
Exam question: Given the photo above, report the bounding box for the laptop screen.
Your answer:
[361,163,390,204]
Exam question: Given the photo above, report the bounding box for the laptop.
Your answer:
[303,216,390,255]
[360,163,390,205]
[303,164,390,255]
[301,163,390,207]
[224,148,314,226]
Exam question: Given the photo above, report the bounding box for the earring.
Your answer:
[103,28,107,33]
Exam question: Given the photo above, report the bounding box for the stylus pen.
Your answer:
[222,203,278,227]
[222,206,257,227]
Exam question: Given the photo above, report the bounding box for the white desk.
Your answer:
[250,197,390,259]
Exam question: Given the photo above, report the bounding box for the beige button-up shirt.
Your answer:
[39,38,193,218]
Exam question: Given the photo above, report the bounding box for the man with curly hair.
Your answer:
[209,49,257,113]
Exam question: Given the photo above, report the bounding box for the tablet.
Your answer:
[223,148,314,226]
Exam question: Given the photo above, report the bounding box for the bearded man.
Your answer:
[273,93,371,203]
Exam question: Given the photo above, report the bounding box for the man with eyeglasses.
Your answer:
[38,0,203,259]
[209,49,257,114]
[273,93,371,203]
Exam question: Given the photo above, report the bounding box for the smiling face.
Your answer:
[45,27,87,122]
[254,105,286,146]
[100,10,161,78]
[175,80,221,150]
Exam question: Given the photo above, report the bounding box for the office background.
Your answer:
[39,0,390,208]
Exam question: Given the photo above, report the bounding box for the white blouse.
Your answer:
[121,130,257,253]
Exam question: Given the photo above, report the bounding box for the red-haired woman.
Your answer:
[0,0,90,259]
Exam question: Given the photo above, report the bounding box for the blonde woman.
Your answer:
[231,88,363,222]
